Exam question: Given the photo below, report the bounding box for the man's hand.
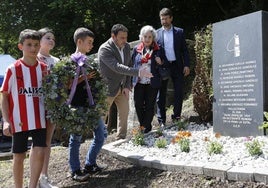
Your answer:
[183,66,190,76]
[87,71,96,80]
[3,122,12,137]
[122,88,130,100]
[139,67,153,78]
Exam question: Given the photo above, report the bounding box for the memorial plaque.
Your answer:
[213,11,268,137]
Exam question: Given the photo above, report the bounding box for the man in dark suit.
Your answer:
[98,24,152,140]
[156,8,190,126]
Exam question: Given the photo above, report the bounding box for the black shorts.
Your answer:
[12,128,47,153]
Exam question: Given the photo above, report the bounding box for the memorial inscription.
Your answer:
[213,11,268,137]
[218,60,257,128]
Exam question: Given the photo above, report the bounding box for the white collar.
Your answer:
[163,25,173,32]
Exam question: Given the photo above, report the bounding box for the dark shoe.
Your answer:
[116,135,126,140]
[144,127,152,134]
[116,136,126,140]
[84,164,105,174]
[71,169,89,182]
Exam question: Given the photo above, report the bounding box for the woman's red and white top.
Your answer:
[1,59,47,133]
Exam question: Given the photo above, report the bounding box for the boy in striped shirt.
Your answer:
[1,29,47,188]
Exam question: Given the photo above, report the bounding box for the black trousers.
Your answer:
[157,62,184,123]
[170,75,184,119]
[134,83,158,131]
[156,79,169,124]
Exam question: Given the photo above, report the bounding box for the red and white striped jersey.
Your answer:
[1,59,47,133]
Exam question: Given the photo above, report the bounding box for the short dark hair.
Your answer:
[159,8,173,17]
[38,27,54,37]
[19,29,41,44]
[73,27,95,44]
[111,24,128,36]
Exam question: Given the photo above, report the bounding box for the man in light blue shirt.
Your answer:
[156,8,190,126]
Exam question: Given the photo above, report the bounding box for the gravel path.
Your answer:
[118,123,268,170]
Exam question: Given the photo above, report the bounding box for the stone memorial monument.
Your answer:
[213,11,268,137]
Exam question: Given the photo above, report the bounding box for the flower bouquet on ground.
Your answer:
[43,53,107,137]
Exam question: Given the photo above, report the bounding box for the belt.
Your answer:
[169,61,176,63]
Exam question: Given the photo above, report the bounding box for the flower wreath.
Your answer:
[43,53,107,136]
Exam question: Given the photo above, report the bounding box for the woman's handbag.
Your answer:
[158,66,170,80]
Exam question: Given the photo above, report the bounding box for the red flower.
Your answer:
[141,50,152,64]
[136,42,159,64]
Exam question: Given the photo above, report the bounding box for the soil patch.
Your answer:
[0,131,267,188]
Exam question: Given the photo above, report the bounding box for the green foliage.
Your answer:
[0,1,267,58]
[207,141,223,155]
[192,24,213,122]
[178,138,190,153]
[0,1,56,57]
[195,26,213,77]
[174,119,188,130]
[155,128,163,137]
[43,54,107,137]
[133,130,145,146]
[155,138,167,148]
[245,140,263,156]
[259,111,268,130]
[184,39,196,99]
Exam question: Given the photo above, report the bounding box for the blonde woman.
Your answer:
[37,27,59,188]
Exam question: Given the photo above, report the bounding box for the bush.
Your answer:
[155,138,167,148]
[259,112,268,134]
[132,127,145,146]
[192,24,213,122]
[174,119,188,130]
[207,141,223,155]
[178,138,190,153]
[245,140,263,156]
[155,128,163,137]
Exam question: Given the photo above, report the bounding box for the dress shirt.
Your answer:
[163,26,176,61]
[113,41,125,64]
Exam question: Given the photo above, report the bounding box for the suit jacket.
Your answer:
[98,38,139,97]
[157,26,190,75]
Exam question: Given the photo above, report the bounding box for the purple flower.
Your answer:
[46,78,51,83]
[71,52,88,66]
[244,136,253,141]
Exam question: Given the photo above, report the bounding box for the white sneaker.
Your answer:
[39,175,58,188]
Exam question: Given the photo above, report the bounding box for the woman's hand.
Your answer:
[155,56,162,65]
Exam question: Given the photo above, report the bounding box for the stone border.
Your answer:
[2,135,268,184]
[102,138,268,184]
